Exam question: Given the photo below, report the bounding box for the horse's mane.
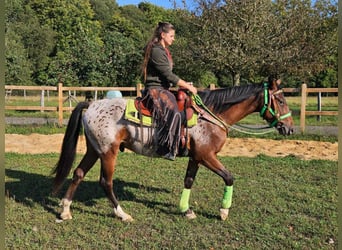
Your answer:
[197,83,264,114]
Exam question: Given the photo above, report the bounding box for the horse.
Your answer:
[52,77,293,222]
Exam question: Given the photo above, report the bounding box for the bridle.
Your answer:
[259,83,292,128]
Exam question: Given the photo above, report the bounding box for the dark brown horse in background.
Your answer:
[52,77,293,222]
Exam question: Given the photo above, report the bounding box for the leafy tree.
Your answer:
[89,0,119,25]
[183,0,337,87]
[101,30,142,86]
[270,0,337,85]
[17,6,56,85]
[29,0,104,86]
[189,0,275,86]
[5,28,33,85]
[5,0,34,85]
[309,0,338,88]
[5,0,337,89]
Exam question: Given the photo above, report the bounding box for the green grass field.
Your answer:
[5,153,337,249]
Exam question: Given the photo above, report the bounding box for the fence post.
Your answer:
[209,83,216,90]
[40,90,45,112]
[300,83,307,133]
[58,83,63,127]
[136,83,143,97]
[317,92,321,121]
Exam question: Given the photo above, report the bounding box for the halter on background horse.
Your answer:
[52,77,293,222]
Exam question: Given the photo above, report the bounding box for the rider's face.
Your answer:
[161,30,175,47]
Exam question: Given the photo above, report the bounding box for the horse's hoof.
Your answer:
[122,215,134,222]
[114,205,133,222]
[60,212,72,220]
[220,208,229,221]
[184,209,197,219]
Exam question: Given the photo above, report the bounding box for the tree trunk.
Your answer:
[233,72,240,86]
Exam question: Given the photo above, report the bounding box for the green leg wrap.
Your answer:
[222,185,233,209]
[179,188,191,212]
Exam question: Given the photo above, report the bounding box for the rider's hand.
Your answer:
[187,82,197,95]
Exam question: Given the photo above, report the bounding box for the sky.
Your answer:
[116,0,195,10]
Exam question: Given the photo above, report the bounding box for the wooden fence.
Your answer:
[5,83,338,132]
[299,84,338,133]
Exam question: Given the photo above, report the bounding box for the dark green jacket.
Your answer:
[145,44,180,89]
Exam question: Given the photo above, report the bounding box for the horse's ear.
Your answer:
[268,74,280,89]
[268,78,277,90]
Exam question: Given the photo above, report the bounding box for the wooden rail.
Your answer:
[299,84,338,133]
[5,83,338,132]
[5,83,143,126]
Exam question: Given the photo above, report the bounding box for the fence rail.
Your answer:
[299,84,338,132]
[5,83,338,133]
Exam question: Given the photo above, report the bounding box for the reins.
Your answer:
[192,94,230,133]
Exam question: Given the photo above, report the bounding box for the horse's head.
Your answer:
[260,77,294,136]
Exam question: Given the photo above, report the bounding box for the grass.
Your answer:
[5,153,337,249]
[5,124,66,135]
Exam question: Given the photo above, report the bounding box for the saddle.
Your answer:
[134,89,195,154]
[134,89,195,121]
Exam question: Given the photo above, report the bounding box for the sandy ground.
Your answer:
[5,133,337,161]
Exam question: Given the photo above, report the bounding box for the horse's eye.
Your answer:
[274,94,285,106]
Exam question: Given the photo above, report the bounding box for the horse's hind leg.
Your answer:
[59,143,99,221]
[99,144,133,222]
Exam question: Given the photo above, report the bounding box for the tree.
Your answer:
[185,0,337,86]
[29,0,104,86]
[5,0,336,88]
[270,0,337,85]
[5,28,33,85]
[89,0,119,25]
[101,29,142,86]
[5,0,31,85]
[190,0,275,86]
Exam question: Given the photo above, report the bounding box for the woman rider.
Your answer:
[142,22,197,161]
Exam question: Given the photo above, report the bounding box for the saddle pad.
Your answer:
[125,99,152,126]
[124,99,198,127]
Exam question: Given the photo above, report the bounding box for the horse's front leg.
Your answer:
[179,157,199,219]
[202,154,234,221]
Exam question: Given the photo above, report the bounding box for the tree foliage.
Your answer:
[5,0,337,88]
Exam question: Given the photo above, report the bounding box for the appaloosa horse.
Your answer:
[52,77,293,222]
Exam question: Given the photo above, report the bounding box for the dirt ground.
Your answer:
[5,133,337,161]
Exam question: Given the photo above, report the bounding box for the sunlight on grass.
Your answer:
[5,153,337,249]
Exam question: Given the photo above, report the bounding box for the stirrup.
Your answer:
[162,152,176,161]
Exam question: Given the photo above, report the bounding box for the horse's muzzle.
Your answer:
[277,123,294,136]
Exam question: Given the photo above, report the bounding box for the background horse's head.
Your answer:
[261,76,294,135]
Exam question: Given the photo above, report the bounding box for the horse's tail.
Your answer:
[52,101,90,195]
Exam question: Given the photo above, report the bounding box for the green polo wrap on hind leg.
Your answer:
[222,185,233,209]
[179,188,191,212]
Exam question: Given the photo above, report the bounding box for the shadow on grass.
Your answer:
[5,168,175,218]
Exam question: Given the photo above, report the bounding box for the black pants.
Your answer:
[145,87,181,156]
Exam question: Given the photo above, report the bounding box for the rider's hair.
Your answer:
[142,22,175,82]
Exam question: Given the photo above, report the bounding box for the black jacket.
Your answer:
[145,44,180,89]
